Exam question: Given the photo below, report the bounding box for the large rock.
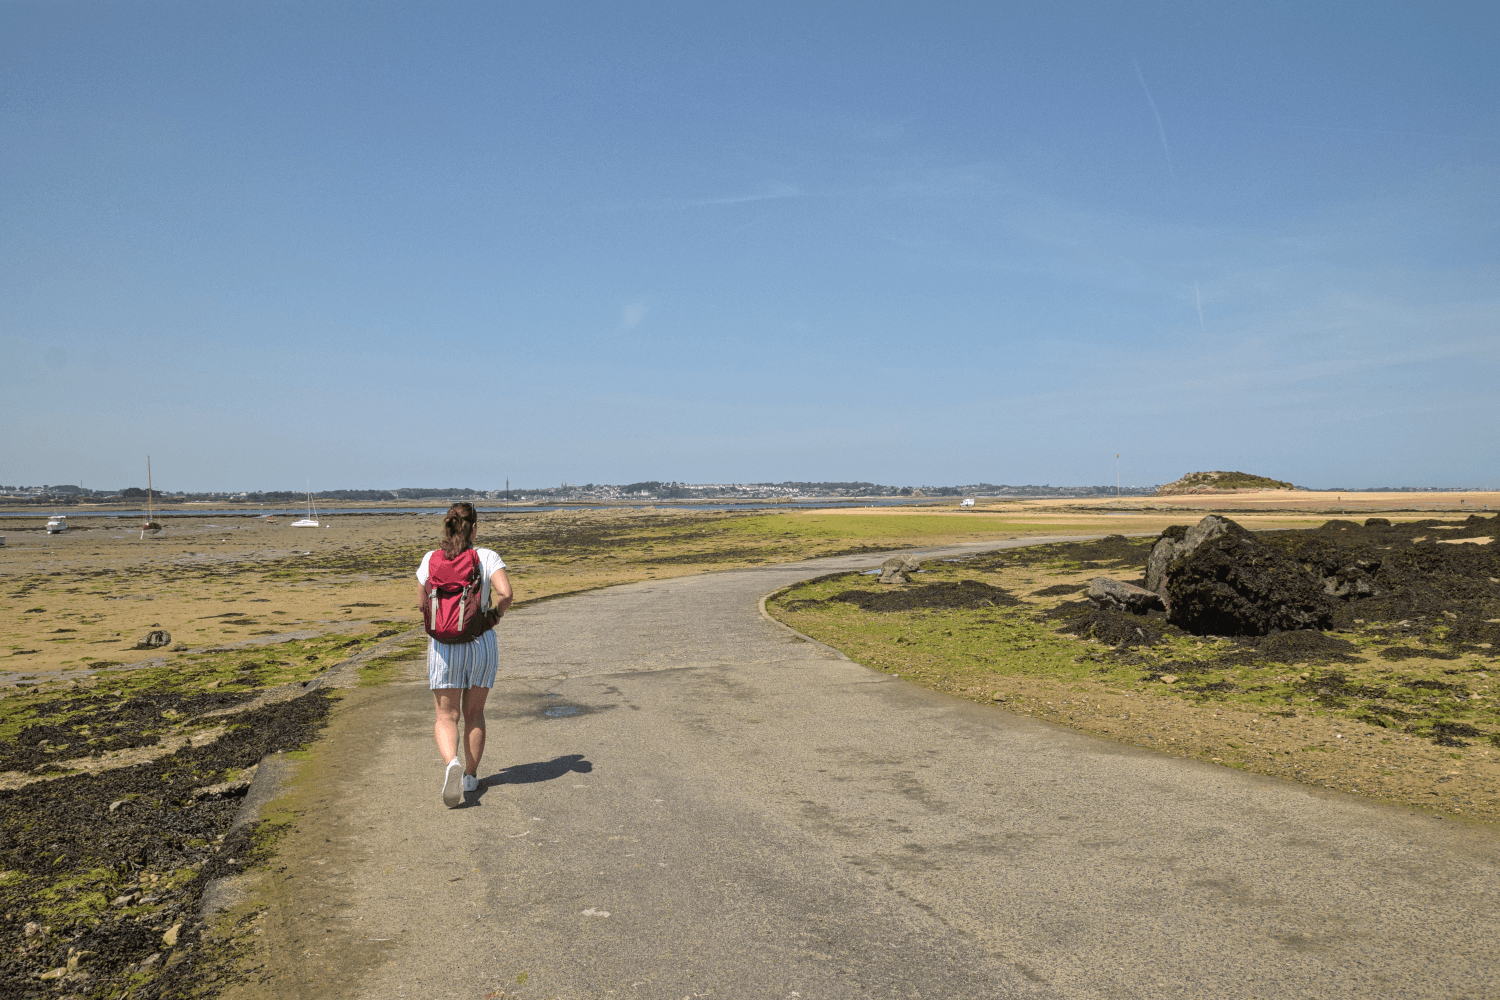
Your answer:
[1158,516,1333,636]
[135,630,171,649]
[1087,577,1165,615]
[1145,517,1231,595]
[878,555,923,585]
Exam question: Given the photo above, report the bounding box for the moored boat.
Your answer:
[291,482,319,527]
[141,457,162,538]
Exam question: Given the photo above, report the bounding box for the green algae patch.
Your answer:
[30,866,121,923]
[0,630,388,776]
[357,632,426,687]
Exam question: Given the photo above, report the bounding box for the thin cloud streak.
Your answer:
[1133,58,1176,179]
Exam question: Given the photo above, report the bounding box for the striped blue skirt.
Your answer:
[427,629,499,690]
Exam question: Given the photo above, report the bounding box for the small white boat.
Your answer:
[291,483,319,527]
[46,514,68,533]
[959,498,976,507]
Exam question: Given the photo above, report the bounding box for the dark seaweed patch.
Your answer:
[1217,630,1362,667]
[1432,721,1484,739]
[0,691,334,994]
[829,580,1022,613]
[1429,720,1483,747]
[1378,646,1461,662]
[1264,514,1500,649]
[1291,670,1396,707]
[1402,678,1467,694]
[963,534,1153,573]
[2,689,259,772]
[1044,600,1185,649]
[1031,583,1087,597]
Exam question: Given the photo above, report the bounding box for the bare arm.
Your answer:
[490,568,513,617]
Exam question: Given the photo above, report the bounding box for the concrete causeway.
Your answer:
[241,540,1500,999]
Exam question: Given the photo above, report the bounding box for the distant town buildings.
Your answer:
[2,480,1480,506]
[0,480,1165,505]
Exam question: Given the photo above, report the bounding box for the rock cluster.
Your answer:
[1087,577,1164,615]
[1092,514,1332,636]
[1072,511,1499,654]
[1152,516,1332,635]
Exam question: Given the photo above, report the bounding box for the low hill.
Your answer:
[1157,471,1296,496]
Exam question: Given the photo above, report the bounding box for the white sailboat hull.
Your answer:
[293,482,321,527]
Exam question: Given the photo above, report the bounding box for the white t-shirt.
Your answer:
[417,548,507,609]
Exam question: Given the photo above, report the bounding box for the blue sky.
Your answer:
[3,2,1497,491]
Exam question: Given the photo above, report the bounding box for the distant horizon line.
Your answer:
[4,480,1497,497]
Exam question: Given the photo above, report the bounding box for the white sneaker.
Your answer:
[462,774,479,793]
[442,759,463,808]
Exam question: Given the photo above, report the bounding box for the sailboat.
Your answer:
[291,481,319,527]
[141,457,162,539]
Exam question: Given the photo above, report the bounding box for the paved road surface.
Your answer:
[243,541,1500,1000]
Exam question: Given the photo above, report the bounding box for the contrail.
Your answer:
[1194,281,1205,331]
[1133,58,1175,179]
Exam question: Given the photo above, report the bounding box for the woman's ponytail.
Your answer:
[441,502,477,558]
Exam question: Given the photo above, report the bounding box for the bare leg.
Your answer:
[461,686,489,776]
[433,689,462,762]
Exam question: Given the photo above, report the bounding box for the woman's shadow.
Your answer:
[465,754,592,806]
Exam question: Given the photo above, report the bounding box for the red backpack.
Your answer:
[421,548,501,644]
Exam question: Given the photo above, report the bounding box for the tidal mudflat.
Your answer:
[3,497,1494,995]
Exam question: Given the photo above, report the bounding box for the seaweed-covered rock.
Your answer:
[1144,524,1190,595]
[1273,527,1385,599]
[1088,577,1165,615]
[1146,516,1244,596]
[1163,516,1333,636]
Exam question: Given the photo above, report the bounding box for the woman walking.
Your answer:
[417,502,513,807]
